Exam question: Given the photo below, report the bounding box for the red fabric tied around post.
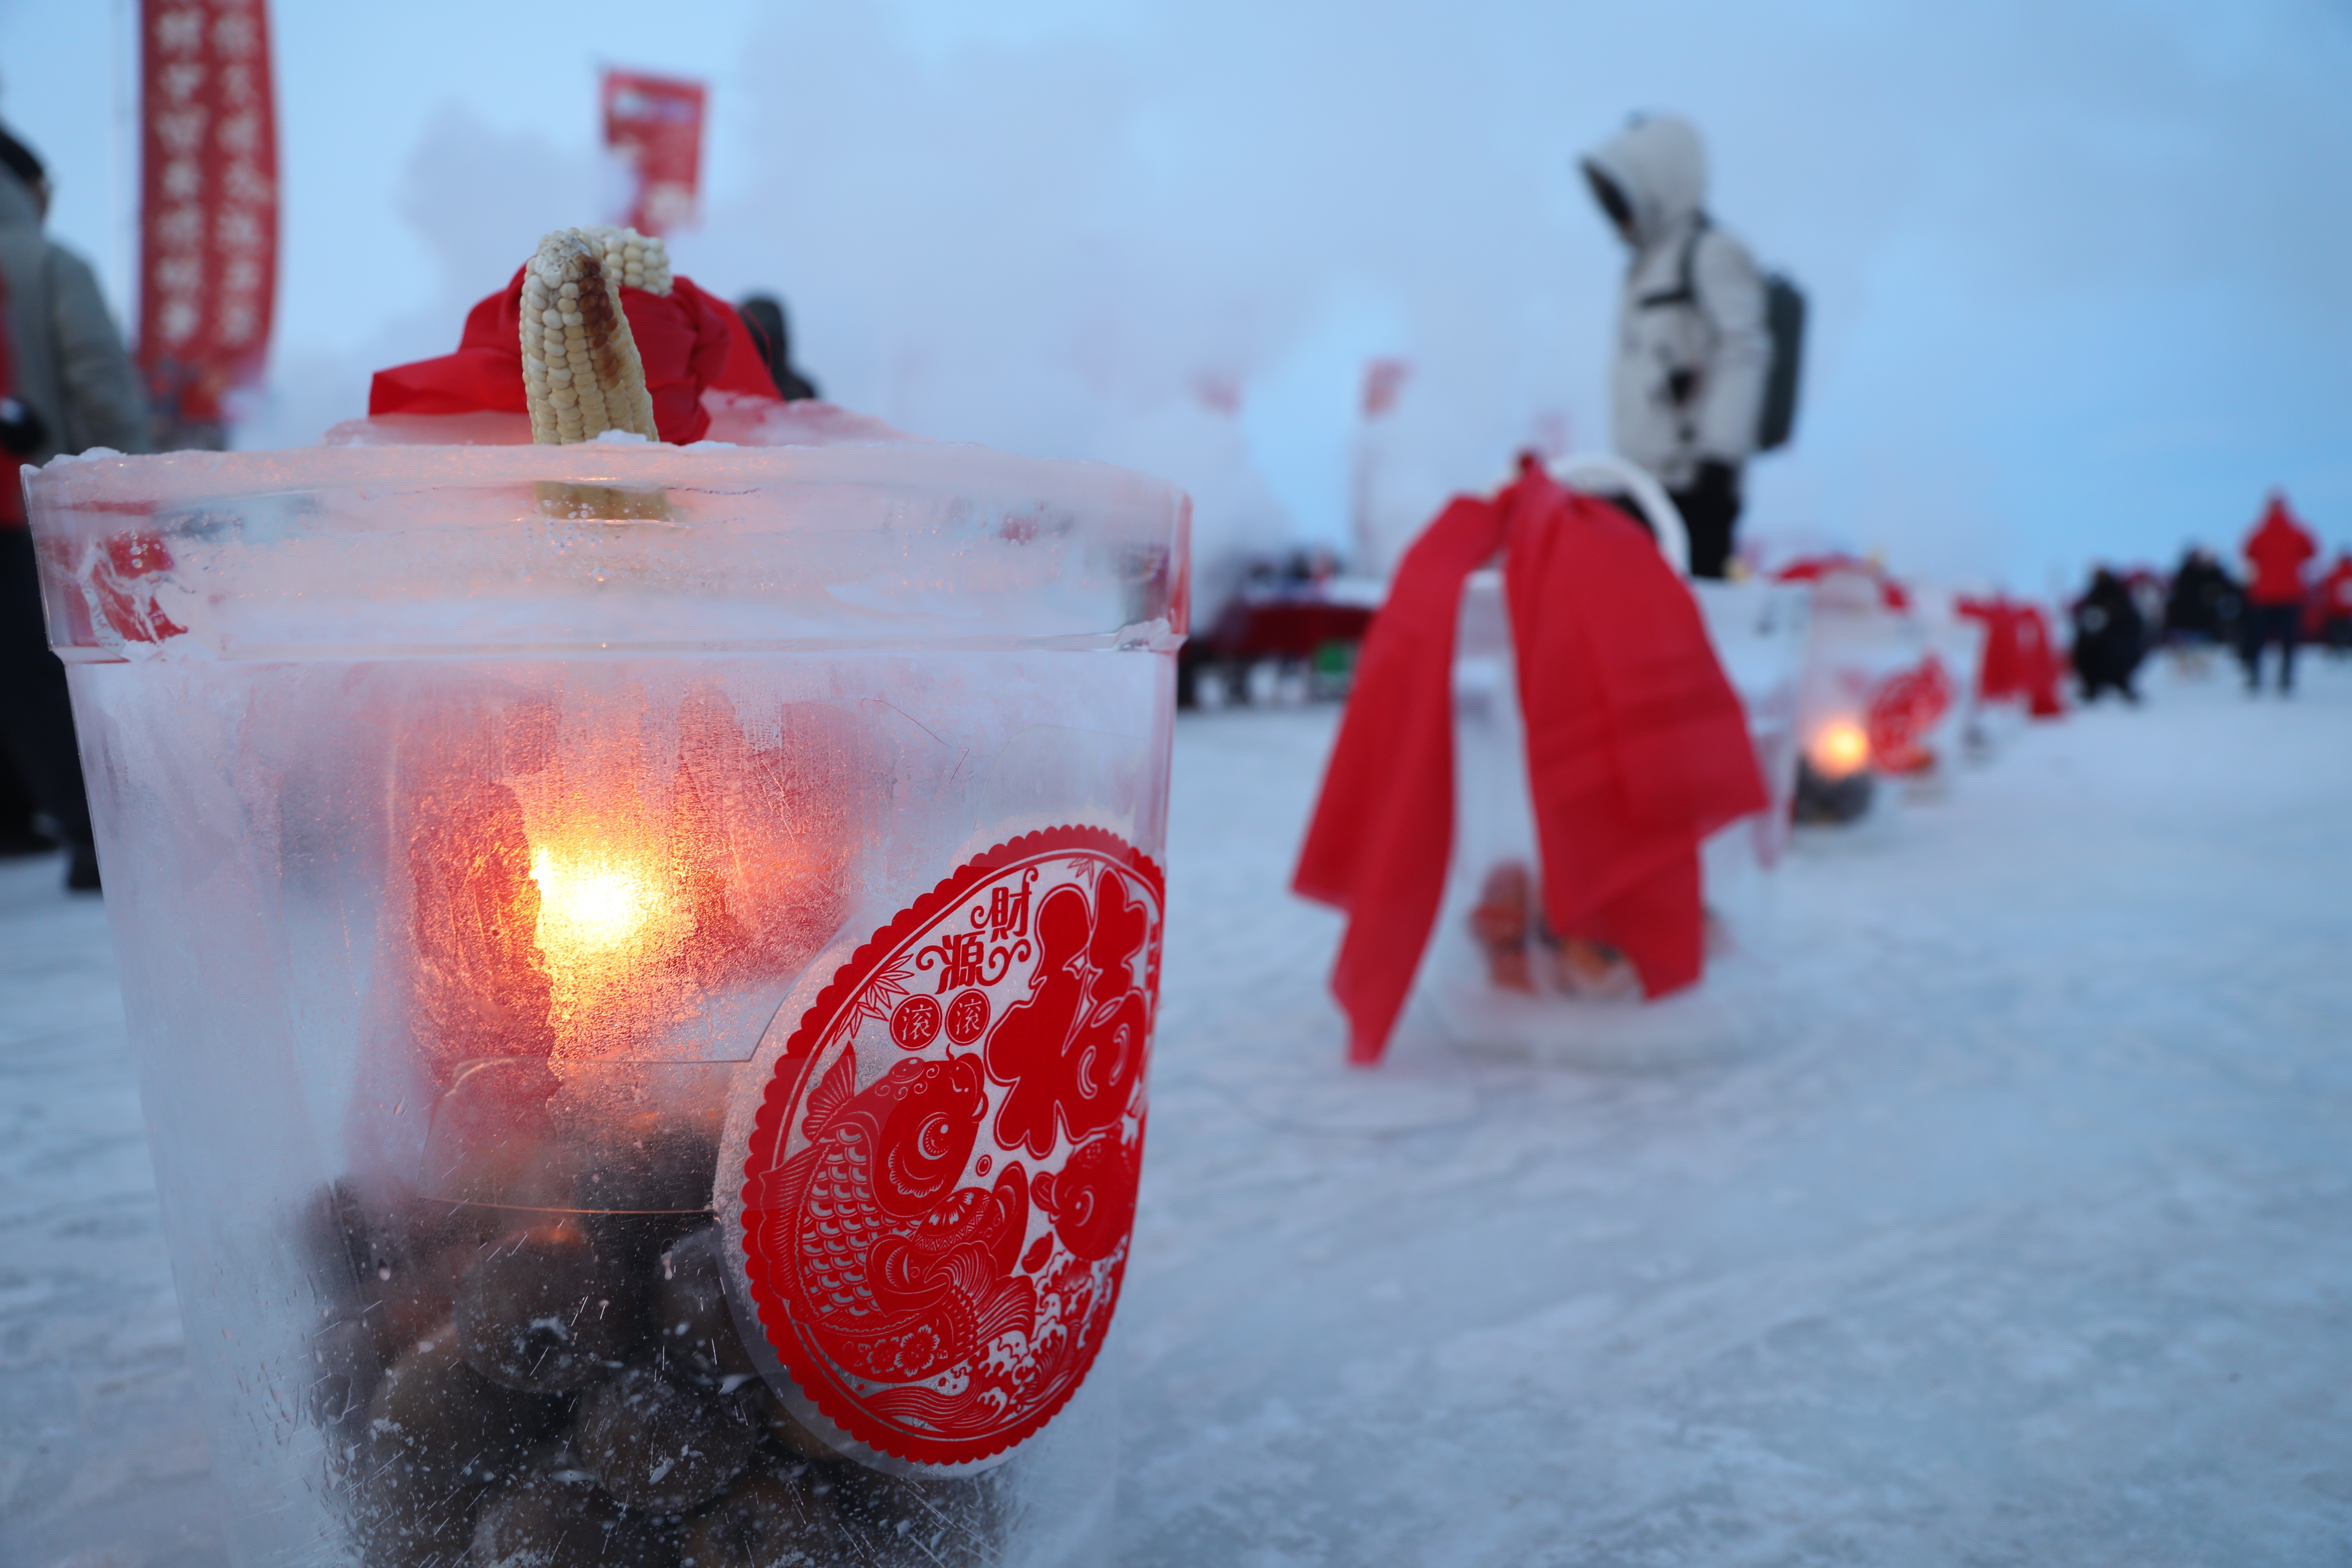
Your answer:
[1293,460,1768,1065]
[368,268,780,443]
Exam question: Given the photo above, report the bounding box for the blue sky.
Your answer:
[3,0,2347,590]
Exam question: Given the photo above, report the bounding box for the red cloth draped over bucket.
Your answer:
[1958,596,2065,718]
[1774,553,1911,611]
[368,268,780,444]
[1293,460,1768,1064]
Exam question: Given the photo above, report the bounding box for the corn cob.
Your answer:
[518,228,661,446]
[582,225,673,296]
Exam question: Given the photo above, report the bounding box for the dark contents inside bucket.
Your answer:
[301,1125,1003,1568]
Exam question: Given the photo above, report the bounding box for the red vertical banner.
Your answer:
[602,71,707,237]
[138,0,279,432]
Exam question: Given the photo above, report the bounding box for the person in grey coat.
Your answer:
[0,126,150,891]
[1581,113,1770,579]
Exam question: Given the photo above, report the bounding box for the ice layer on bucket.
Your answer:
[26,429,1188,1568]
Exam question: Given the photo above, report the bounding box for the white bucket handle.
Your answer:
[1545,454,1690,580]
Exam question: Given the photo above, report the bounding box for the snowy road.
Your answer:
[5,661,2350,1567]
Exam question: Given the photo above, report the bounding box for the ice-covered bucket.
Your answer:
[1424,461,1809,1063]
[1778,557,1965,820]
[26,435,1186,1568]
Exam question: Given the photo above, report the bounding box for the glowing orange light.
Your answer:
[525,833,688,1058]
[531,846,658,954]
[1808,717,1872,780]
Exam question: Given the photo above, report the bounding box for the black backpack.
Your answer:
[1755,271,1806,451]
[1641,219,1807,453]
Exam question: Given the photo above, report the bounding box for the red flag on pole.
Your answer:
[1361,357,1410,419]
[602,71,707,237]
[138,0,279,439]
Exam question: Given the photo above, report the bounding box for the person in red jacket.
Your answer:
[2239,492,2318,694]
[2318,550,2352,655]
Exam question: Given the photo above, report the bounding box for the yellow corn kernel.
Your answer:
[518,228,660,445]
[582,224,674,297]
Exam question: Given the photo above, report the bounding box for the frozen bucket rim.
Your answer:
[24,439,1193,663]
[23,437,1189,523]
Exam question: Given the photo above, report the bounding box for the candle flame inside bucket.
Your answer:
[1807,718,1871,780]
[524,834,688,1056]
[531,847,660,956]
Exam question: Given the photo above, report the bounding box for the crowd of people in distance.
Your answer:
[2070,492,2349,704]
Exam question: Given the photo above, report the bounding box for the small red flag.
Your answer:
[1361,357,1411,419]
[602,70,707,237]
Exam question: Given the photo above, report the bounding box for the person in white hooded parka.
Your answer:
[1581,114,1769,579]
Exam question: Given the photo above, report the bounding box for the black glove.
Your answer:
[0,396,45,457]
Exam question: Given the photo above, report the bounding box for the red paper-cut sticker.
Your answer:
[889,994,942,1051]
[945,988,991,1046]
[1865,654,1954,776]
[740,826,1164,1468]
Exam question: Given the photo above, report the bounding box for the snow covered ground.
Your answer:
[5,656,2351,1567]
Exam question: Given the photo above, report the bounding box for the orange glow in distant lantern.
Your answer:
[1808,717,1872,780]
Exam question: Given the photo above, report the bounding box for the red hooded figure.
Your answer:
[2243,495,2318,607]
[2240,493,2322,693]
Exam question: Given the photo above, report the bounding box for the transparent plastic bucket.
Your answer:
[1792,567,1966,810]
[1421,463,1809,1066]
[27,437,1187,1568]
